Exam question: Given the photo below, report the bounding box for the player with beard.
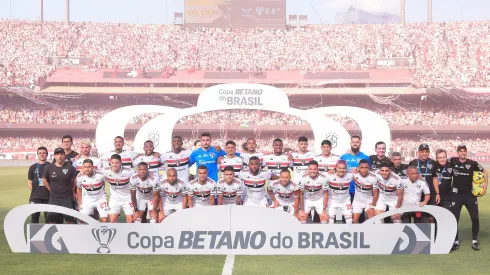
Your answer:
[432,149,451,211]
[409,144,437,222]
[100,136,139,169]
[263,139,293,180]
[390,152,408,178]
[239,156,272,207]
[369,141,393,170]
[314,140,339,175]
[73,140,102,172]
[133,140,165,176]
[340,136,370,200]
[291,136,316,175]
[188,132,228,182]
[449,145,488,251]
[241,138,265,169]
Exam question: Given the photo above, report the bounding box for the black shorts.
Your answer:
[30,198,49,204]
[439,200,451,211]
[47,198,75,223]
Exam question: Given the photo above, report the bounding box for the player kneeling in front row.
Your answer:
[268,169,301,217]
[326,160,354,224]
[103,154,135,223]
[374,164,404,223]
[297,161,329,224]
[187,165,217,208]
[401,166,430,223]
[160,168,188,220]
[76,159,109,223]
[352,160,379,223]
[130,162,160,223]
[217,166,243,205]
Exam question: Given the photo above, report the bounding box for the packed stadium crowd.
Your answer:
[2,102,490,126]
[1,20,490,88]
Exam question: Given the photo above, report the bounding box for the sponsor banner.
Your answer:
[48,56,93,66]
[185,0,286,29]
[375,57,414,69]
[4,204,456,255]
[95,83,390,156]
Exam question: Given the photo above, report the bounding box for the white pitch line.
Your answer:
[221,254,236,275]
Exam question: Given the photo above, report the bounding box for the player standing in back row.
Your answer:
[291,136,315,175]
[241,138,264,169]
[219,140,244,177]
[100,136,139,169]
[162,136,192,184]
[263,139,292,180]
[314,140,339,175]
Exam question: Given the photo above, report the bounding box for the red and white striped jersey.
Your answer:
[314,154,340,174]
[129,171,160,200]
[216,177,243,205]
[326,172,354,204]
[353,172,378,204]
[239,170,271,205]
[375,171,403,202]
[292,151,316,175]
[76,171,106,200]
[100,150,138,169]
[219,155,244,176]
[241,152,265,168]
[267,180,300,206]
[132,154,164,174]
[297,172,328,201]
[72,155,102,172]
[186,178,217,207]
[160,178,187,205]
[102,167,135,200]
[161,150,192,184]
[262,154,292,177]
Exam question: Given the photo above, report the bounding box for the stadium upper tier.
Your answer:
[1,20,490,88]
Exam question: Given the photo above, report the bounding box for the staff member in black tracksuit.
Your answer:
[27,146,50,223]
[390,152,408,178]
[450,145,488,251]
[432,149,452,211]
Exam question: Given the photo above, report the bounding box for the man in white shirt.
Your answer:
[401,165,431,223]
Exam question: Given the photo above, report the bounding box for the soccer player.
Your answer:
[72,140,102,171]
[100,136,139,169]
[340,136,370,200]
[297,160,329,224]
[27,146,50,223]
[42,148,77,224]
[263,139,292,180]
[325,160,354,224]
[401,166,430,223]
[409,144,437,222]
[390,152,408,178]
[268,169,301,216]
[314,140,339,175]
[160,168,188,220]
[374,164,404,223]
[189,140,201,181]
[76,159,108,223]
[217,166,243,205]
[352,160,379,223]
[433,149,452,210]
[291,136,316,175]
[219,140,244,177]
[188,132,226,182]
[239,156,272,207]
[161,136,192,184]
[449,145,488,251]
[369,141,393,170]
[103,154,135,223]
[52,135,79,165]
[241,138,265,168]
[187,165,217,208]
[130,162,160,223]
[133,140,165,176]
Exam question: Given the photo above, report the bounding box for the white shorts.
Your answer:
[352,200,372,214]
[163,203,183,216]
[304,199,323,214]
[375,199,397,211]
[108,197,134,215]
[137,196,155,212]
[80,197,109,218]
[328,201,352,217]
[243,199,268,207]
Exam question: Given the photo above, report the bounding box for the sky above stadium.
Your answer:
[0,0,488,24]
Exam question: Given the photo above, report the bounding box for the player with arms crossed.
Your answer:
[352,159,379,223]
[103,154,135,223]
[374,164,404,223]
[297,160,329,224]
[160,168,188,220]
[325,160,354,224]
[76,159,109,223]
[401,166,431,223]
[267,169,301,216]
[187,165,217,208]
[263,139,292,180]
[314,140,339,175]
[219,141,244,177]
[239,156,272,207]
[291,136,315,175]
[130,162,160,223]
[217,166,243,205]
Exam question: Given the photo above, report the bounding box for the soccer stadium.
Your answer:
[1,0,490,274]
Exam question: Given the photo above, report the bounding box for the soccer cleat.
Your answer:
[451,243,460,252]
[472,242,480,251]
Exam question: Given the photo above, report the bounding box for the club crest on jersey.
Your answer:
[175,160,180,166]
[209,153,215,158]
[465,164,471,170]
[276,163,281,169]
[447,168,452,173]
[427,164,433,169]
[62,169,68,175]
[325,132,338,148]
[402,170,407,175]
[253,181,258,187]
[92,226,116,254]
[148,130,160,147]
[301,159,306,165]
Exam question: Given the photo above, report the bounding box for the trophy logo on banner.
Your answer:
[92,226,117,254]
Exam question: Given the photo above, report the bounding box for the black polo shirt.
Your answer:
[409,158,437,191]
[43,163,77,199]
[52,150,79,166]
[432,162,453,202]
[391,163,408,178]
[27,162,51,201]
[369,155,393,170]
[450,157,484,194]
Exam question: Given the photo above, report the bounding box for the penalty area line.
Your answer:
[221,254,236,275]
